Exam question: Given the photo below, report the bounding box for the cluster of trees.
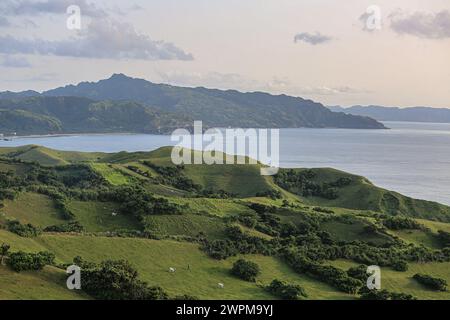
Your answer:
[274,169,351,200]
[255,189,282,200]
[266,279,308,300]
[7,221,41,237]
[7,251,55,272]
[437,230,450,247]
[96,185,185,218]
[382,216,423,230]
[202,226,276,260]
[44,221,84,233]
[231,259,260,282]
[80,259,169,300]
[142,161,201,193]
[359,288,416,300]
[413,274,447,291]
[283,250,363,294]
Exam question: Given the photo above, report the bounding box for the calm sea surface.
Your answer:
[1,121,449,205]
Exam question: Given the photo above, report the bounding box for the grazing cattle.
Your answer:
[169,267,176,273]
[218,283,224,288]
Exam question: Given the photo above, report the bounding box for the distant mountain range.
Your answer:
[328,105,450,123]
[0,74,386,135]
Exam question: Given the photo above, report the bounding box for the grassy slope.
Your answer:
[0,231,350,300]
[0,192,65,227]
[0,265,88,300]
[1,146,450,300]
[329,259,450,300]
[280,168,450,222]
[67,201,141,232]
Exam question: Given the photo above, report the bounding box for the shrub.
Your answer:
[266,279,308,300]
[44,221,84,233]
[7,251,55,272]
[231,259,260,282]
[7,221,41,237]
[392,260,408,272]
[360,289,416,300]
[437,230,450,247]
[81,259,169,300]
[413,273,447,291]
[383,216,422,230]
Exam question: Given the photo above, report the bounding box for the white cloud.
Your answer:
[0,0,106,18]
[389,10,450,39]
[294,32,333,45]
[0,18,193,61]
[1,55,32,68]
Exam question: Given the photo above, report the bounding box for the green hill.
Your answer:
[0,145,449,300]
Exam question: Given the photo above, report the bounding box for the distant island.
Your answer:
[0,74,385,136]
[328,105,450,123]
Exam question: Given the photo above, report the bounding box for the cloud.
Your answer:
[294,32,333,45]
[0,16,11,27]
[157,71,367,97]
[389,10,450,39]
[0,18,194,61]
[0,55,32,68]
[0,0,106,18]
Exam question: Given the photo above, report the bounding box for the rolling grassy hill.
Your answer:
[0,145,449,300]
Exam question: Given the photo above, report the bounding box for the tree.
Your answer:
[82,259,169,300]
[1,243,10,265]
[266,279,308,300]
[231,259,261,282]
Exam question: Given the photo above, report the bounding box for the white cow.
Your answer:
[169,267,176,273]
[218,283,224,289]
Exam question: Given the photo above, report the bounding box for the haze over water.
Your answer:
[1,121,449,205]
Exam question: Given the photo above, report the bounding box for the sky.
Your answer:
[0,0,449,108]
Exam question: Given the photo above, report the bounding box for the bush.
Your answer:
[7,251,55,272]
[392,260,408,272]
[7,221,41,237]
[231,259,260,282]
[44,221,84,233]
[413,273,447,291]
[437,230,450,247]
[360,289,416,300]
[383,216,422,230]
[266,279,308,300]
[81,259,169,300]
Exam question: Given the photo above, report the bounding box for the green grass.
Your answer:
[168,197,254,217]
[321,220,393,246]
[184,163,271,197]
[329,259,450,300]
[67,201,142,232]
[143,214,226,239]
[0,192,65,227]
[280,168,450,222]
[0,145,106,166]
[388,229,443,249]
[0,265,88,300]
[0,231,350,300]
[90,163,132,186]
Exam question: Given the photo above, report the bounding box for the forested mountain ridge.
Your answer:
[0,96,192,135]
[0,74,386,132]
